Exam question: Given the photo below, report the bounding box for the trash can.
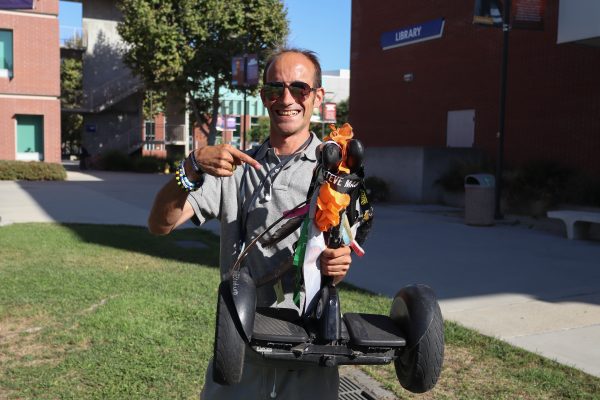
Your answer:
[464,174,495,226]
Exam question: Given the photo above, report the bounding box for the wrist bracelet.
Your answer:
[189,151,203,174]
[175,159,202,192]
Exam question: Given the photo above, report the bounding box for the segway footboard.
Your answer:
[249,308,407,367]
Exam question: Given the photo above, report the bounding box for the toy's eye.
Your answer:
[321,143,342,172]
[346,139,364,173]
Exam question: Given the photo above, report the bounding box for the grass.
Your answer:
[1,224,599,399]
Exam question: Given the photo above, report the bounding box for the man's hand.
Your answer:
[320,245,352,284]
[188,144,261,178]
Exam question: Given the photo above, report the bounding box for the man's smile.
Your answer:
[276,110,301,117]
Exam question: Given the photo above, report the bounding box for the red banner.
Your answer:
[322,103,337,123]
[512,0,547,30]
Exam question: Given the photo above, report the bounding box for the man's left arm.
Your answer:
[320,246,352,285]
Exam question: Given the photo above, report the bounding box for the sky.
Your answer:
[58,0,351,71]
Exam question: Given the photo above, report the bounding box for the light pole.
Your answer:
[495,0,511,220]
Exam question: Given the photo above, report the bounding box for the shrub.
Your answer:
[364,176,390,202]
[132,156,164,173]
[0,160,66,181]
[436,158,494,193]
[563,173,600,208]
[504,160,574,214]
[98,150,134,171]
[97,150,167,174]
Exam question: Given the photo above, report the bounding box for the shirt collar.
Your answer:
[253,132,321,162]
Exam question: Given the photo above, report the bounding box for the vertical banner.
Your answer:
[232,54,259,87]
[512,0,546,30]
[246,54,259,86]
[473,0,503,27]
[231,57,245,87]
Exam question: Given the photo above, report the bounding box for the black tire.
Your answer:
[394,299,444,393]
[213,280,245,385]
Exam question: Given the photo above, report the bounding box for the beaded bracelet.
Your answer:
[189,150,203,174]
[175,159,202,192]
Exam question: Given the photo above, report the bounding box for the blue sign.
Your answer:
[381,18,445,50]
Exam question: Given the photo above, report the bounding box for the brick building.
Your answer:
[350,0,600,202]
[0,0,60,163]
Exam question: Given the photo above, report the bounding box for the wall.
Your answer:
[351,0,600,181]
[364,146,484,202]
[322,69,350,103]
[0,1,60,162]
[82,0,130,89]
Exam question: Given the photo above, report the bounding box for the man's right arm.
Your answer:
[147,177,196,235]
[147,144,261,235]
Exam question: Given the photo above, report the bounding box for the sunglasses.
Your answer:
[262,81,318,101]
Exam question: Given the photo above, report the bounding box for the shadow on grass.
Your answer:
[62,223,220,268]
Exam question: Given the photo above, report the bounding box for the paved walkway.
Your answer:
[1,169,599,378]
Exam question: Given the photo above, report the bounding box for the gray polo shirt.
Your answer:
[187,133,321,312]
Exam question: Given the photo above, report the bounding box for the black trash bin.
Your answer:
[464,174,495,226]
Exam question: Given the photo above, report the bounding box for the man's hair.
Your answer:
[262,48,322,89]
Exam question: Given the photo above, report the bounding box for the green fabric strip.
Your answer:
[292,216,310,307]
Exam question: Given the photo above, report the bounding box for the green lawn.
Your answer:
[1,224,599,399]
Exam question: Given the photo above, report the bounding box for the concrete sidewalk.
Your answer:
[347,204,600,377]
[1,169,599,378]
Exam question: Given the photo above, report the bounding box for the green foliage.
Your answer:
[60,58,83,152]
[0,160,66,181]
[118,0,289,145]
[563,174,600,207]
[436,158,494,193]
[503,160,600,215]
[98,150,134,171]
[132,156,165,173]
[248,116,270,144]
[505,160,573,210]
[364,176,391,202]
[97,150,166,173]
[60,58,83,107]
[336,98,349,126]
[143,90,167,120]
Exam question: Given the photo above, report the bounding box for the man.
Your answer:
[148,49,351,399]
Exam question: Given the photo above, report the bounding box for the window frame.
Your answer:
[0,29,14,79]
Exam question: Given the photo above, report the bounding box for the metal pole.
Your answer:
[241,55,248,150]
[495,0,511,220]
[243,88,247,150]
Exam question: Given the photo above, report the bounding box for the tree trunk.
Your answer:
[187,91,209,146]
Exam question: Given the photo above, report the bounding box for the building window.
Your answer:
[0,30,14,79]
[144,120,156,149]
[16,115,44,161]
[145,121,156,141]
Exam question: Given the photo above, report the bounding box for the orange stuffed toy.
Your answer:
[314,123,355,232]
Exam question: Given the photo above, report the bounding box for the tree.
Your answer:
[248,116,270,144]
[336,98,349,126]
[60,57,83,154]
[118,0,288,145]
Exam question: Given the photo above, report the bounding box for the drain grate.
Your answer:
[338,376,377,400]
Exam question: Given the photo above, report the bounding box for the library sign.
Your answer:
[381,18,445,50]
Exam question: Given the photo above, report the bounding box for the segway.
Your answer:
[212,124,444,394]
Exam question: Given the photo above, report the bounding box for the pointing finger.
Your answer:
[228,147,261,169]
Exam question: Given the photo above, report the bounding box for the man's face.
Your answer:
[261,53,324,139]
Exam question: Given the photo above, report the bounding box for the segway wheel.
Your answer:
[213,280,245,385]
[392,285,445,393]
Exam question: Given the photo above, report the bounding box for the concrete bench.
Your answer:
[547,210,600,240]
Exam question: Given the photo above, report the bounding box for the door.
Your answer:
[16,115,44,161]
[446,109,475,148]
